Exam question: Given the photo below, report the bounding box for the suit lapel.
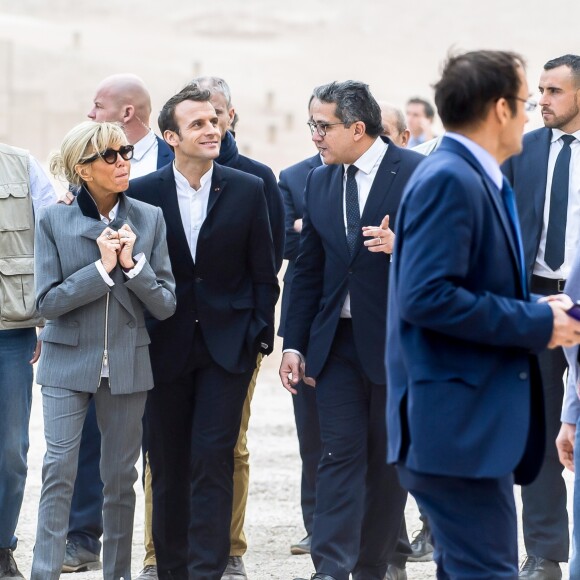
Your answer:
[349,142,401,260]
[207,163,225,217]
[526,129,551,231]
[443,138,521,284]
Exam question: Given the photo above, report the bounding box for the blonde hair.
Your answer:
[49,121,128,187]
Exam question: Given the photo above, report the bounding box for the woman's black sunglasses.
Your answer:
[81,144,134,165]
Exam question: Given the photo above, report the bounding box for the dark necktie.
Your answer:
[345,164,360,255]
[501,177,528,297]
[545,134,576,271]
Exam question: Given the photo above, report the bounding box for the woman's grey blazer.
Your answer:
[34,188,176,394]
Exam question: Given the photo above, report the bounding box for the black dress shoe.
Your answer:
[290,534,312,555]
[519,555,562,580]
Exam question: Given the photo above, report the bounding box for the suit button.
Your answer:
[195,319,199,323]
[519,372,528,380]
[348,269,353,275]
[128,321,135,328]
[195,277,203,283]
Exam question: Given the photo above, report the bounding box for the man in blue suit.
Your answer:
[502,53,580,580]
[278,94,323,558]
[62,74,175,575]
[281,80,423,580]
[388,50,580,579]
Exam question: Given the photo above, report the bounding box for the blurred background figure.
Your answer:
[278,93,323,559]
[405,97,437,148]
[378,102,410,147]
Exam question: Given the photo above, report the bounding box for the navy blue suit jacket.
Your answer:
[216,132,285,272]
[283,139,423,384]
[502,127,551,281]
[127,162,279,382]
[278,153,322,336]
[387,136,553,485]
[155,136,174,169]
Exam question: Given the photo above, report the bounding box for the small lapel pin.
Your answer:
[390,171,397,175]
[214,187,220,191]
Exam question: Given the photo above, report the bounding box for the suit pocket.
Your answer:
[135,325,151,346]
[0,257,37,322]
[0,183,32,231]
[39,322,80,347]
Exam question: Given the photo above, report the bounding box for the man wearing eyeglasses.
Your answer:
[61,74,175,578]
[388,49,580,580]
[503,53,580,580]
[280,80,423,580]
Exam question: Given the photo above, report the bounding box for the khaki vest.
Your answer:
[0,143,43,329]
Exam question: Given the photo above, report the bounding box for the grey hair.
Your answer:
[312,80,383,138]
[189,76,232,108]
[379,102,407,134]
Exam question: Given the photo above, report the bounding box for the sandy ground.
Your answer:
[13,338,574,580]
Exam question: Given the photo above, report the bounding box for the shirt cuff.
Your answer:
[123,253,146,279]
[95,260,114,286]
[282,349,304,363]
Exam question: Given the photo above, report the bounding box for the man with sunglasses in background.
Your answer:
[280,80,423,580]
[61,73,174,578]
[503,53,580,580]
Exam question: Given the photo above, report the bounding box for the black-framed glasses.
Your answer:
[81,145,134,165]
[507,96,538,112]
[307,121,346,137]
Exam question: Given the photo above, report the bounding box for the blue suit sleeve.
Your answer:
[282,171,325,354]
[396,171,553,352]
[260,167,285,273]
[280,169,301,262]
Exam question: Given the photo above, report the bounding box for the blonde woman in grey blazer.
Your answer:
[31,121,176,580]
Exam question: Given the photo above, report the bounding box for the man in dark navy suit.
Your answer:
[62,74,175,575]
[503,53,580,580]
[188,76,285,580]
[281,80,423,580]
[278,94,323,559]
[128,86,278,580]
[388,50,580,579]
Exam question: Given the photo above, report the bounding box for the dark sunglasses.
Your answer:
[81,144,134,165]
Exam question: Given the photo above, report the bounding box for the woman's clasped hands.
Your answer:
[97,223,137,273]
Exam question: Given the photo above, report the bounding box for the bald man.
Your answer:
[87,74,173,178]
[61,74,173,578]
[378,102,410,148]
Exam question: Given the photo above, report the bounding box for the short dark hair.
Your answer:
[158,86,212,137]
[433,50,525,131]
[406,97,435,120]
[312,80,383,138]
[544,54,580,87]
